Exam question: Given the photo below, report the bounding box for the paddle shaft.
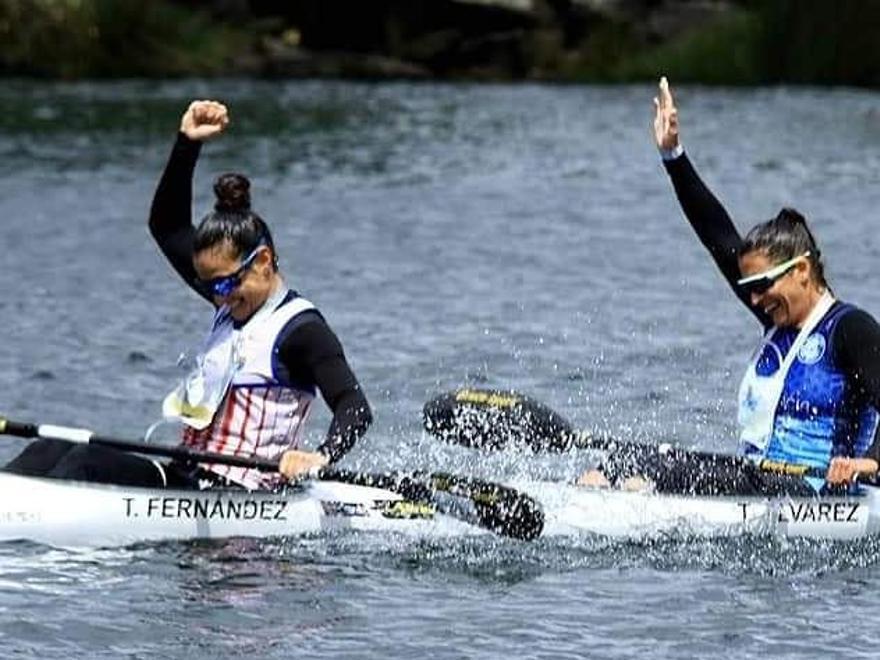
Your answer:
[0,417,280,471]
[424,388,836,485]
[0,419,504,486]
[570,431,829,480]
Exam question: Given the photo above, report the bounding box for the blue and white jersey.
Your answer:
[738,293,880,479]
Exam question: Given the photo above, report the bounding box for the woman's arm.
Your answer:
[148,101,229,301]
[826,310,880,483]
[278,314,373,464]
[654,78,770,327]
[148,133,204,297]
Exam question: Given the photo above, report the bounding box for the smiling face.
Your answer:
[738,250,820,328]
[194,239,278,321]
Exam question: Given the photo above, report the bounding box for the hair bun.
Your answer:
[776,207,806,225]
[213,173,251,213]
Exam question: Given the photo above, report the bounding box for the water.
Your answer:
[1,80,880,658]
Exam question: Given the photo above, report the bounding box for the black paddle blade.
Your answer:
[423,388,575,452]
[321,468,544,541]
[426,473,545,542]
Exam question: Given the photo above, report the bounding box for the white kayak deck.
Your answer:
[534,481,880,540]
[0,473,478,547]
[2,472,877,547]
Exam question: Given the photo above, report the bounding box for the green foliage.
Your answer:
[561,20,643,82]
[755,0,880,86]
[0,0,251,77]
[551,0,880,87]
[0,0,878,85]
[610,10,765,84]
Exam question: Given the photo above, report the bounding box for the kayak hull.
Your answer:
[0,473,477,547]
[3,473,879,547]
[533,482,880,540]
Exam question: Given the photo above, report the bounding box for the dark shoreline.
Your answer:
[2,0,879,87]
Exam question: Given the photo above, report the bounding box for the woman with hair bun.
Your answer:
[5,100,372,489]
[148,99,373,489]
[579,78,880,494]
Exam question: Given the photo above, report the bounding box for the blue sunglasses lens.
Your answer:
[209,274,241,297]
[202,247,261,297]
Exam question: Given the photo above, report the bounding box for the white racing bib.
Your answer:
[163,286,296,429]
[162,321,242,430]
[736,292,835,455]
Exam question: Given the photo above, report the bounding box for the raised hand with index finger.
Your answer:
[652,76,679,151]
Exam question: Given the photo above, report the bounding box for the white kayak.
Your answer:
[534,481,880,540]
[2,471,879,547]
[0,472,480,547]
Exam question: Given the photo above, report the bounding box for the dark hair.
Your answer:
[738,207,827,288]
[193,173,278,269]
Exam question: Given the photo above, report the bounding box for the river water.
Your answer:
[1,80,880,658]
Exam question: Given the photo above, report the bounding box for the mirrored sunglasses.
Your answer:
[736,251,810,296]
[200,245,263,298]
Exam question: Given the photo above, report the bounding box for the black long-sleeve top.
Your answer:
[663,151,880,462]
[149,133,372,463]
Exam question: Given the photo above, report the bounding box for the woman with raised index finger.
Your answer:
[580,78,880,494]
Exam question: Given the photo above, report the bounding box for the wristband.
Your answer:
[659,144,684,161]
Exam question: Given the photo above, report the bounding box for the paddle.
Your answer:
[422,387,832,488]
[0,415,544,541]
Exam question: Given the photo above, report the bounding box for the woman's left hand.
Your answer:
[653,76,680,151]
[279,450,329,480]
[826,457,879,484]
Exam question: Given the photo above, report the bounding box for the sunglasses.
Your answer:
[200,244,264,298]
[736,251,810,296]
